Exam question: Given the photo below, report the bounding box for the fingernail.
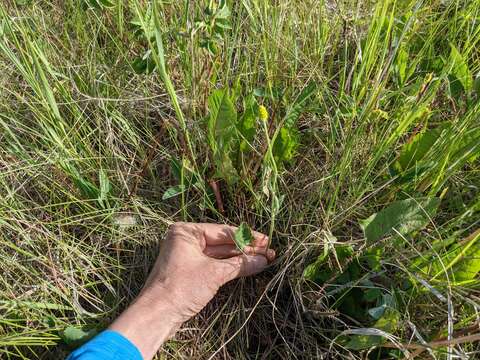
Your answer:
[267,249,275,261]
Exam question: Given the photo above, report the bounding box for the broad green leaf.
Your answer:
[367,294,395,320]
[272,127,299,163]
[360,198,440,244]
[234,223,254,250]
[344,308,400,350]
[60,161,99,200]
[271,83,316,165]
[216,0,231,20]
[448,74,465,99]
[253,86,283,100]
[448,44,472,95]
[395,46,408,85]
[362,247,383,271]
[170,158,203,188]
[61,326,97,348]
[215,18,232,30]
[237,96,258,152]
[363,288,382,302]
[214,149,238,182]
[207,89,237,150]
[200,38,218,55]
[304,244,354,283]
[162,185,186,200]
[425,229,480,284]
[452,127,480,163]
[283,82,316,129]
[394,125,446,172]
[207,89,239,183]
[132,52,156,74]
[98,169,111,208]
[451,243,480,283]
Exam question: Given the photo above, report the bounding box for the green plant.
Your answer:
[1,0,480,358]
[194,0,231,55]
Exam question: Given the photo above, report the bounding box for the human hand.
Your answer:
[110,222,275,360]
[141,222,275,320]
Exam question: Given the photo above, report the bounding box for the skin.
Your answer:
[109,222,275,360]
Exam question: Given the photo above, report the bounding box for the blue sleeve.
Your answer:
[67,330,143,360]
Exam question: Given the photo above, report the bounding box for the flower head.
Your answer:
[258,105,269,122]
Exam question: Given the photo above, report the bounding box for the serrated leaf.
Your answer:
[360,198,440,244]
[234,223,253,250]
[61,326,97,348]
[162,185,186,200]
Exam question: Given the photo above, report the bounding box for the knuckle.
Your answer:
[168,222,190,234]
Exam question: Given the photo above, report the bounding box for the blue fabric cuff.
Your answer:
[67,330,143,360]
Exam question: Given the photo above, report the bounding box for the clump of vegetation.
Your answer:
[1,0,479,358]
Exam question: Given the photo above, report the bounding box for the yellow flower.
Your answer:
[258,105,269,121]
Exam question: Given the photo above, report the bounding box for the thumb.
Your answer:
[216,255,268,283]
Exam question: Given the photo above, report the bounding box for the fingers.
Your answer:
[217,255,268,283]
[204,244,276,261]
[203,244,242,259]
[253,233,269,248]
[243,246,276,262]
[193,223,269,247]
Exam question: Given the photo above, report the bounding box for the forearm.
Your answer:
[109,288,183,360]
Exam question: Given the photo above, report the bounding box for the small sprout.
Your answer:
[234,222,254,250]
[258,105,269,121]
